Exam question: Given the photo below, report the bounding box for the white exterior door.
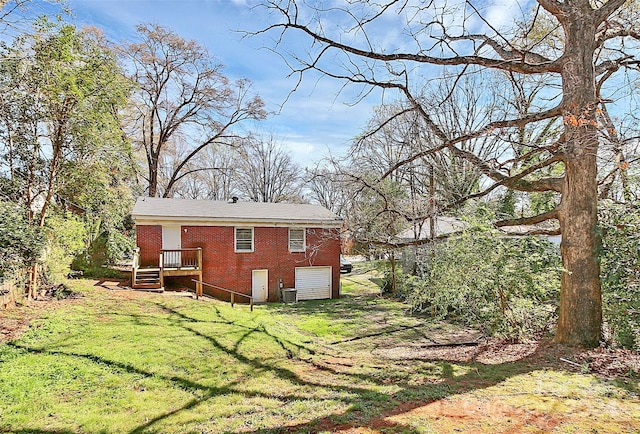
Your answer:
[252,269,268,302]
[295,267,332,300]
[162,225,182,267]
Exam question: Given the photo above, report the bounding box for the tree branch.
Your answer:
[495,208,560,227]
[259,4,562,75]
[595,0,629,23]
[381,103,564,179]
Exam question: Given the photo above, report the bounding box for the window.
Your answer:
[235,227,253,252]
[289,228,305,252]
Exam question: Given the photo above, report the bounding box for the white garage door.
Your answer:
[295,266,332,300]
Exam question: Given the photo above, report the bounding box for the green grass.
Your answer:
[0,276,638,433]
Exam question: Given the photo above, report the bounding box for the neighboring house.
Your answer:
[397,215,561,272]
[396,216,469,272]
[396,216,561,243]
[395,216,469,243]
[131,197,343,302]
[495,224,562,245]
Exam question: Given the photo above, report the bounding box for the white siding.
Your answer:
[295,267,331,300]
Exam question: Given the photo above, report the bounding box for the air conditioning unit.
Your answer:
[281,288,297,303]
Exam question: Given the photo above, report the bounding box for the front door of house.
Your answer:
[162,225,182,267]
[252,269,268,302]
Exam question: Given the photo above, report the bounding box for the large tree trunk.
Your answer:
[554,9,602,347]
[148,161,158,198]
[557,151,602,347]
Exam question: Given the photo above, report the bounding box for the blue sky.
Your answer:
[12,0,379,167]
[6,0,533,166]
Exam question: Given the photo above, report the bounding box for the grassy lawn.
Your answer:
[0,270,639,433]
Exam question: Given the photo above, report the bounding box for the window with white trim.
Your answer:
[289,228,305,252]
[235,227,253,252]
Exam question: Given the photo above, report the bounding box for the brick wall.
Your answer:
[181,226,341,301]
[136,225,162,267]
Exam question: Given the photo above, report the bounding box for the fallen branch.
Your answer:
[415,340,482,348]
[560,357,584,368]
[330,324,424,344]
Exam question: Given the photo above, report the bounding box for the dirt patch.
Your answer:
[309,396,566,434]
[94,278,132,291]
[375,338,640,379]
[378,397,564,434]
[367,326,535,365]
[0,297,74,343]
[310,340,640,434]
[576,347,640,380]
[93,279,199,301]
[0,309,35,343]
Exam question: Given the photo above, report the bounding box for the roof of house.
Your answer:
[395,216,561,243]
[395,216,468,240]
[132,197,342,227]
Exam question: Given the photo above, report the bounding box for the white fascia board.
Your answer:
[132,215,343,228]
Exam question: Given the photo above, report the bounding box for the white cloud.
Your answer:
[25,0,392,168]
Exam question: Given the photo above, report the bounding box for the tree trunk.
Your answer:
[28,263,38,300]
[390,251,397,295]
[554,10,602,347]
[38,132,63,227]
[557,152,602,347]
[148,161,158,198]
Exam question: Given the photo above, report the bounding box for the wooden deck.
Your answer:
[132,248,203,292]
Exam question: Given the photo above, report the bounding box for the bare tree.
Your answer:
[257,0,640,346]
[338,73,507,255]
[169,142,239,200]
[346,105,430,251]
[0,1,39,34]
[121,24,266,198]
[236,135,303,203]
[304,165,351,217]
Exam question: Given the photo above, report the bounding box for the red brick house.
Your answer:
[131,197,343,302]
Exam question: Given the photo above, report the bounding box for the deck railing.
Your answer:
[133,247,141,269]
[132,247,202,290]
[161,248,202,269]
[191,279,254,311]
[132,247,140,286]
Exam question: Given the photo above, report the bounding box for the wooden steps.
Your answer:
[133,268,163,290]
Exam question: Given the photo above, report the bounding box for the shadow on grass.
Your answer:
[7,298,439,433]
[3,293,631,434]
[4,430,82,434]
[265,292,402,323]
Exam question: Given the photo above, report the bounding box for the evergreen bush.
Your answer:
[0,201,44,282]
[599,201,640,350]
[404,226,562,342]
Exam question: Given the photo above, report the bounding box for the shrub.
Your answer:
[71,225,134,276]
[404,226,561,342]
[43,212,87,283]
[599,200,640,350]
[0,201,44,282]
[105,227,135,263]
